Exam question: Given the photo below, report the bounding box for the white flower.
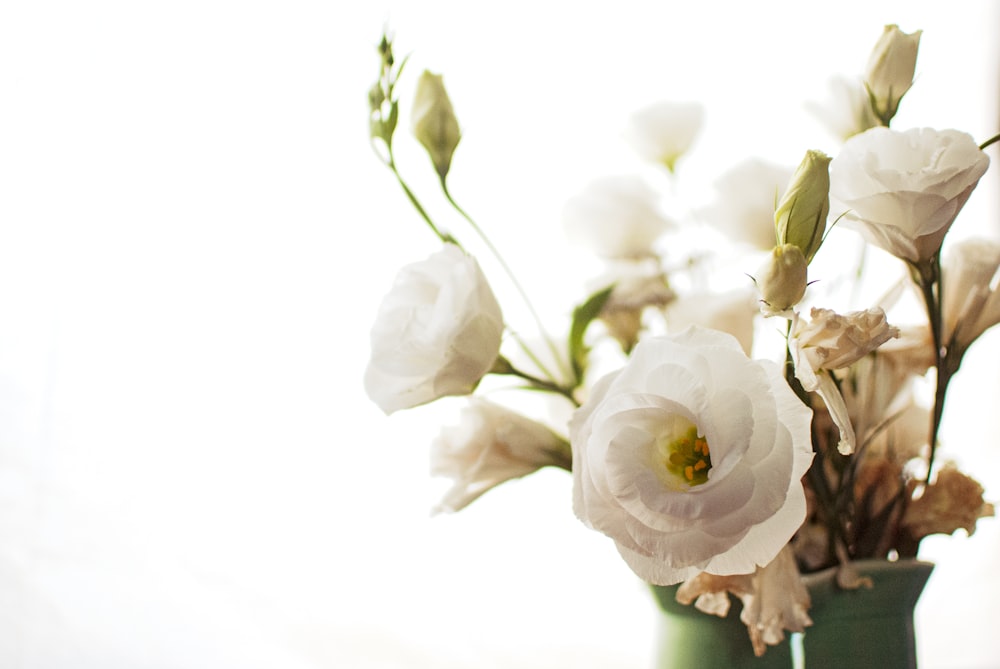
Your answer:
[790,307,900,392]
[562,176,673,259]
[622,101,704,172]
[942,237,1000,356]
[364,244,503,414]
[864,24,921,124]
[790,307,899,455]
[665,289,757,356]
[697,159,793,252]
[830,127,990,264]
[431,399,570,513]
[570,327,814,585]
[807,75,880,142]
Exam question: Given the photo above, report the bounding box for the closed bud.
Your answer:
[775,150,831,263]
[411,70,462,180]
[755,244,808,316]
[864,24,921,125]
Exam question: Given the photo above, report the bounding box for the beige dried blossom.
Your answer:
[677,546,812,657]
[903,462,995,540]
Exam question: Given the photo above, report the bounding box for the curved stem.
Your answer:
[441,179,572,384]
[376,143,458,247]
[910,256,949,484]
[979,131,1000,151]
[492,356,579,407]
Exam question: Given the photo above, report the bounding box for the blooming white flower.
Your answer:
[364,244,504,414]
[830,127,990,264]
[570,327,813,585]
[807,75,880,142]
[623,101,704,172]
[942,237,1000,356]
[562,175,673,259]
[431,399,570,513]
[697,159,793,251]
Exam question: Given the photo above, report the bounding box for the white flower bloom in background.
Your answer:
[863,24,921,124]
[807,75,880,142]
[431,398,570,513]
[596,259,675,352]
[665,289,757,356]
[570,327,813,585]
[623,101,704,173]
[562,175,673,259]
[697,159,793,251]
[364,244,504,414]
[830,127,990,264]
[941,237,1000,356]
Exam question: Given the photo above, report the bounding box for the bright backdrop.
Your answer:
[1,1,998,667]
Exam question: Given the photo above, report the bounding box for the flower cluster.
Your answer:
[364,25,996,655]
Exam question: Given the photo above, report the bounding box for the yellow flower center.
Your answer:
[658,423,712,487]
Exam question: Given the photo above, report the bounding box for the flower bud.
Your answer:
[864,24,921,125]
[755,244,808,316]
[775,150,831,263]
[411,70,462,180]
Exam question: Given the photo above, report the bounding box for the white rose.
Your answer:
[622,101,704,172]
[570,327,813,585]
[431,399,570,513]
[364,244,503,414]
[562,176,673,260]
[830,127,990,263]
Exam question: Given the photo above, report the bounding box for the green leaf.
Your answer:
[568,284,615,385]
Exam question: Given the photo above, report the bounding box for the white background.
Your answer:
[1,1,998,667]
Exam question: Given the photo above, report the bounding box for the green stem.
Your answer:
[785,322,850,565]
[441,178,572,385]
[979,132,1000,151]
[491,356,579,406]
[378,145,457,247]
[910,255,949,484]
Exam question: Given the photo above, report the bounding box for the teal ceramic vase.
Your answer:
[800,559,933,669]
[650,582,793,669]
[650,559,933,669]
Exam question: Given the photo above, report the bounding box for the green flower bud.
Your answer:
[775,150,831,264]
[864,24,922,125]
[755,244,808,316]
[411,70,462,180]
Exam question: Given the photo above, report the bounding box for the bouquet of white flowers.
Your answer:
[363,23,996,665]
